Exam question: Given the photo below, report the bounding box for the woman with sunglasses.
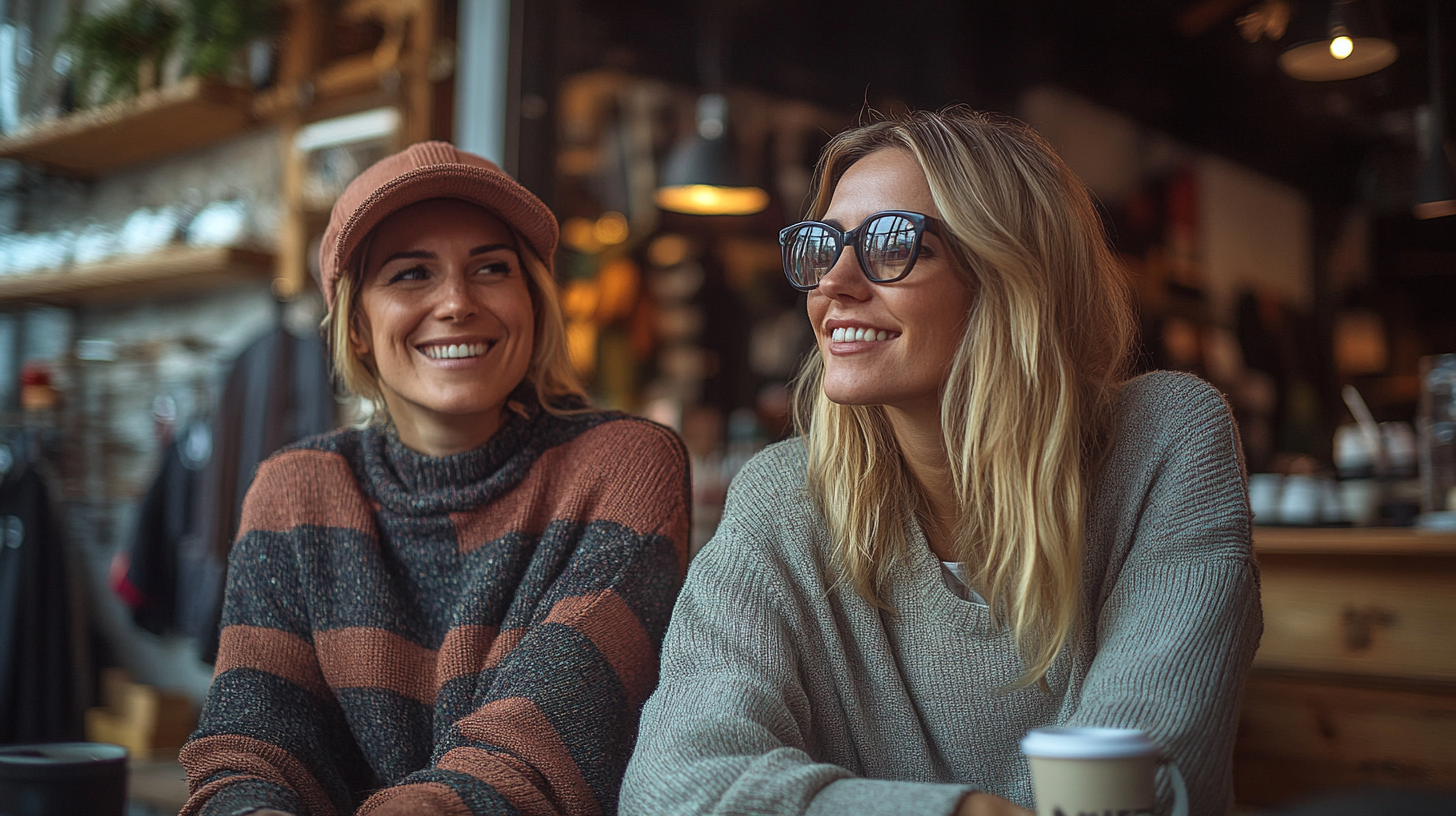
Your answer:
[621,108,1259,816]
[178,142,690,816]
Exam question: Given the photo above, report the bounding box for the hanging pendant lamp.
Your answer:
[1279,0,1397,81]
[655,93,770,216]
[654,2,769,217]
[1414,0,1456,219]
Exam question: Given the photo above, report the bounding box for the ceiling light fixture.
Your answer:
[656,93,769,216]
[1278,0,1397,81]
[654,3,769,217]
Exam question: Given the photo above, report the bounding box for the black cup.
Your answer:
[0,743,128,816]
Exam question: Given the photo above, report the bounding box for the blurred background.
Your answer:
[0,0,1453,813]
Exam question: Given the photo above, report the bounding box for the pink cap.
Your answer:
[318,141,558,310]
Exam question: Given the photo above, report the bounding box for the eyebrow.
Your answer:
[469,243,514,256]
[381,249,434,264]
[380,244,514,265]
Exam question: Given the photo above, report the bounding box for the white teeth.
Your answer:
[424,342,487,359]
[829,327,895,343]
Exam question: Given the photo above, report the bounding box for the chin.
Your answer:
[432,394,509,417]
[820,381,889,408]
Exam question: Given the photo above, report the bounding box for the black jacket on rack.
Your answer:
[115,424,211,638]
[0,457,82,744]
[193,323,336,661]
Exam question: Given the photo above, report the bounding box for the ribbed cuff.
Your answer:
[806,778,977,816]
[197,778,303,816]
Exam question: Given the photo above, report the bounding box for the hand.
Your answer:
[954,792,1034,816]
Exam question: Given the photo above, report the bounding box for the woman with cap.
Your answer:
[179,142,690,816]
[622,108,1260,816]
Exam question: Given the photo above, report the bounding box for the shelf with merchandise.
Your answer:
[0,77,258,177]
[0,244,275,305]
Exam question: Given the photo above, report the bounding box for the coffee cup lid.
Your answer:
[1019,727,1159,759]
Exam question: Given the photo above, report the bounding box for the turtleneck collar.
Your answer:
[359,383,551,516]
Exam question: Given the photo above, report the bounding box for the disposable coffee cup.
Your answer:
[0,742,128,816]
[1020,727,1187,816]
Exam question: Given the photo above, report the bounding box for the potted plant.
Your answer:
[57,0,180,106]
[179,0,279,88]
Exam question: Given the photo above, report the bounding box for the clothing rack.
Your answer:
[0,409,62,476]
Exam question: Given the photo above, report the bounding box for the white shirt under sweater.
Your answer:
[621,371,1263,816]
[940,561,987,605]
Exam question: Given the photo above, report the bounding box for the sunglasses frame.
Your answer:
[778,210,938,292]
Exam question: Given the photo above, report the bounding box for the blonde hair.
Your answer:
[791,107,1135,686]
[324,212,586,418]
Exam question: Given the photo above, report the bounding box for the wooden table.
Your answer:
[1234,526,1456,806]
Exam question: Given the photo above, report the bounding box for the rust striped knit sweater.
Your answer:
[179,396,690,816]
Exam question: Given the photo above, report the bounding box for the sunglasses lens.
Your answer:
[785,224,839,288]
[861,214,919,281]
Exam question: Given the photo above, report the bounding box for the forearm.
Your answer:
[1069,558,1261,816]
[624,627,981,816]
[182,530,367,816]
[180,772,303,816]
[362,527,681,815]
[624,720,976,816]
[180,667,367,816]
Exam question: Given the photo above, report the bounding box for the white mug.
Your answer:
[1278,474,1322,526]
[1247,473,1283,524]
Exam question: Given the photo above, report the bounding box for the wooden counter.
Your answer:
[1235,526,1456,806]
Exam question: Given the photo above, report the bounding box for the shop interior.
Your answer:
[0,0,1453,812]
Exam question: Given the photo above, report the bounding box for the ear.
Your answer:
[348,320,371,358]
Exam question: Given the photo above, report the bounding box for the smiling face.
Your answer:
[352,198,535,455]
[807,149,974,416]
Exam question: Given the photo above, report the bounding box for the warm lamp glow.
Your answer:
[592,212,630,245]
[1415,199,1456,219]
[655,184,770,216]
[1279,36,1397,79]
[1279,0,1398,82]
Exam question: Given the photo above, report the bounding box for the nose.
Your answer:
[814,245,871,302]
[433,268,479,321]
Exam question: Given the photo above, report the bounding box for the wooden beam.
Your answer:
[275,0,325,300]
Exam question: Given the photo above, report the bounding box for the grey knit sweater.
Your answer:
[621,371,1262,816]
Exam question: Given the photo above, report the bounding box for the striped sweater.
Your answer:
[179,398,690,816]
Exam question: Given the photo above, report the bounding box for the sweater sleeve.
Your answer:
[179,464,380,816]
[1066,377,1263,816]
[621,456,974,816]
[355,423,691,816]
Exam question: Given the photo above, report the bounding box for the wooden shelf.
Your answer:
[0,245,275,305]
[0,77,255,176]
[1254,525,1456,556]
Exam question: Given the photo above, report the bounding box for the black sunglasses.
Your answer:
[778,210,939,291]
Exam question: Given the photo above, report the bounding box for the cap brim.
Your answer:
[331,163,558,276]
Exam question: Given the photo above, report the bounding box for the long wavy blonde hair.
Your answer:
[792,107,1135,686]
[324,206,585,418]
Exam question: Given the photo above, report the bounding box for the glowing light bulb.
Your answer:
[1330,36,1354,59]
